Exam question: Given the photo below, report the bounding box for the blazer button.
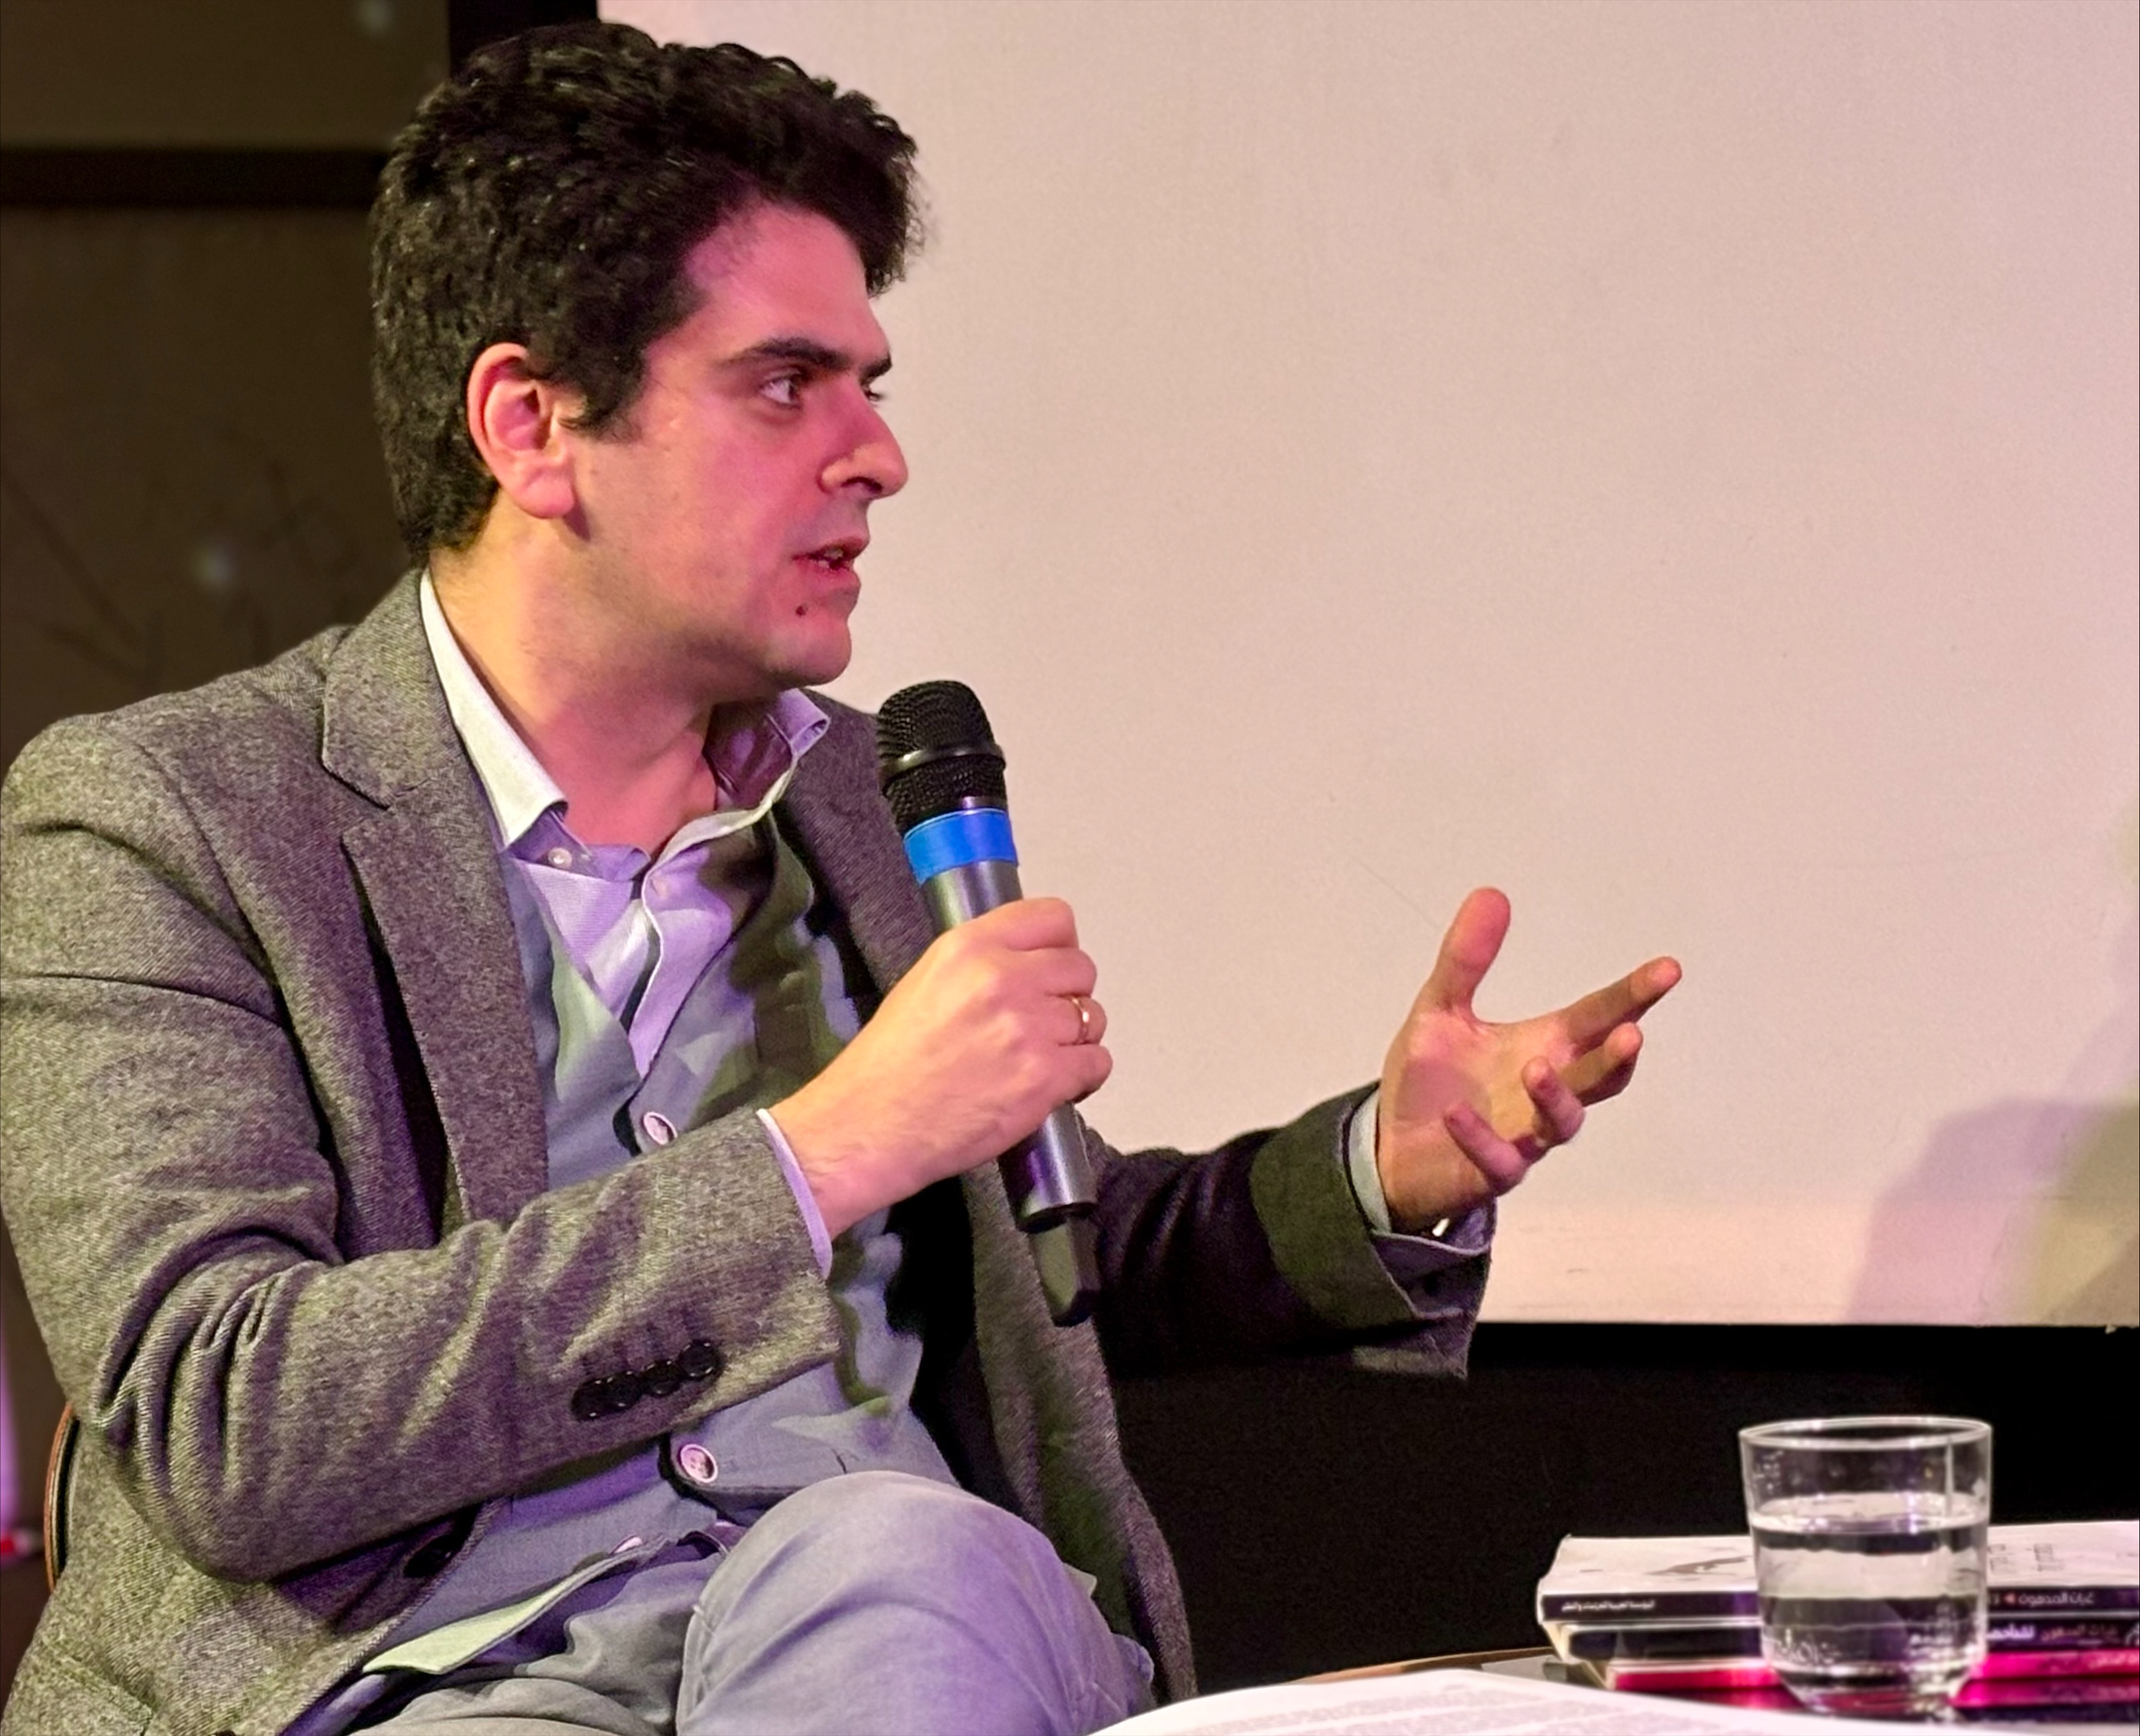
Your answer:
[677,1340,722,1381]
[603,1369,644,1412]
[640,1357,681,1397]
[571,1377,614,1421]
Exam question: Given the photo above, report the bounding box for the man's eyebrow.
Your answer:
[724,336,893,383]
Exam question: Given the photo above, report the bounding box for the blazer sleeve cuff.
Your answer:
[1249,1086,1487,1333]
[1342,1088,1496,1285]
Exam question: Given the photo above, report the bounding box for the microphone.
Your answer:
[876,680,1101,1327]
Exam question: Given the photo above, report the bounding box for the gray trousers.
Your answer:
[356,1472,1157,1736]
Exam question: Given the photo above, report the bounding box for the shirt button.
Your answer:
[642,1111,676,1147]
[544,846,573,869]
[675,1443,719,1488]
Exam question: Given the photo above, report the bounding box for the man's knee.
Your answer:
[682,1473,1150,1734]
[684,1473,1148,1734]
[749,1470,1059,1594]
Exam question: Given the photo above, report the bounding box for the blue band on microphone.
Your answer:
[903,808,1018,881]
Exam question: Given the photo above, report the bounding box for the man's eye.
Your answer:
[760,373,804,408]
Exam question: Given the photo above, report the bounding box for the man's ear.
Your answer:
[464,342,581,522]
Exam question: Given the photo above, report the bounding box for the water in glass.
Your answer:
[1750,1487,1989,1717]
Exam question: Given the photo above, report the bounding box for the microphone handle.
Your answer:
[919,856,1101,1326]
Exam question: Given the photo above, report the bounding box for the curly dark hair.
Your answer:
[370,21,921,556]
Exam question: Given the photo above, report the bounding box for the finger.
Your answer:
[969,896,1079,951]
[1418,887,1511,1017]
[1582,1049,1640,1104]
[1522,1056,1586,1146]
[1560,1022,1643,1102]
[1010,945,1097,1000]
[1442,1100,1530,1194]
[1066,1042,1112,1103]
[1060,992,1108,1048]
[1557,955,1681,1047]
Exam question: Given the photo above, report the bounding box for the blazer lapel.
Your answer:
[775,699,935,1000]
[322,579,549,1224]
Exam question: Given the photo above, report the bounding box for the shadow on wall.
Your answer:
[1851,913,2139,1325]
[1848,1098,2139,1323]
[2012,1099,2140,1322]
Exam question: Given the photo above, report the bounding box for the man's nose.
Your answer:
[824,397,908,499]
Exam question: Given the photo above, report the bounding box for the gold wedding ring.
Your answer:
[1069,993,1097,1045]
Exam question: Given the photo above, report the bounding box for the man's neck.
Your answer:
[430,550,726,855]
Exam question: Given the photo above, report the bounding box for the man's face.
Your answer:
[568,203,907,702]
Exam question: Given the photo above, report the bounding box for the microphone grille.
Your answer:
[876,680,1008,832]
[877,680,992,756]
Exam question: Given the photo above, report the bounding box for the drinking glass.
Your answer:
[1739,1416,1991,1718]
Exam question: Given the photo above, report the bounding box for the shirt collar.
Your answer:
[418,571,828,854]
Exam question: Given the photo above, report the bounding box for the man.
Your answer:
[0,23,1678,1736]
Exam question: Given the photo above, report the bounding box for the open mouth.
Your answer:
[803,538,864,572]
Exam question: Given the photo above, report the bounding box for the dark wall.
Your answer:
[1,0,447,148]
[0,0,589,1696]
[0,206,406,768]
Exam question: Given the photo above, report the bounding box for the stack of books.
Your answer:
[1536,1520,2137,1715]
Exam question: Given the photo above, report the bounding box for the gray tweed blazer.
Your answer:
[0,578,1480,1736]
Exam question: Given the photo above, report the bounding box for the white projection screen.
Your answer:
[607,0,2138,1325]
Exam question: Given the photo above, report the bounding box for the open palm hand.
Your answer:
[1375,887,1680,1231]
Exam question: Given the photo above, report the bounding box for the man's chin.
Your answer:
[774,622,853,693]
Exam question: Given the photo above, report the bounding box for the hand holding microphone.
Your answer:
[770,681,1105,1324]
